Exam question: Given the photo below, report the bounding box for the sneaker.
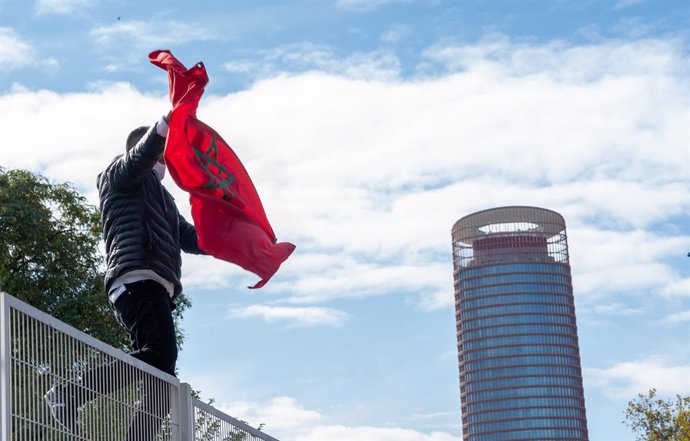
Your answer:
[44,384,83,435]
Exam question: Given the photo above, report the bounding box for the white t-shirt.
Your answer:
[108,269,175,304]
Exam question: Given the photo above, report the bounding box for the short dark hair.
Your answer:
[126,126,150,152]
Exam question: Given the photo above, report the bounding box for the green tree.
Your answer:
[0,167,193,439]
[0,167,130,348]
[0,167,190,349]
[625,388,690,441]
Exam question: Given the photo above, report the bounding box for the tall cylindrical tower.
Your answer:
[451,206,588,441]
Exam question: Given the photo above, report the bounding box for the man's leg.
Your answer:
[45,280,177,439]
[114,280,177,441]
[44,290,143,434]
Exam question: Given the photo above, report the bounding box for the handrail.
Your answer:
[193,398,280,441]
[0,291,280,441]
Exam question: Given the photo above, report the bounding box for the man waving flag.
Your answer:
[149,50,295,288]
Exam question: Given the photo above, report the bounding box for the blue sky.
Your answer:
[1,1,689,440]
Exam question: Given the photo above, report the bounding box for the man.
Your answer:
[45,114,205,440]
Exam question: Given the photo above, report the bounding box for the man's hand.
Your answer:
[156,112,171,138]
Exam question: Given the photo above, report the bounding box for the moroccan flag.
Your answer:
[149,50,295,288]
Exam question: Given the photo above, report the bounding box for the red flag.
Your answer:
[149,50,295,289]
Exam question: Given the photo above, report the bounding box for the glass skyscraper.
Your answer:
[451,206,588,441]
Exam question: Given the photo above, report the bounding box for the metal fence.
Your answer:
[0,292,279,441]
[193,398,278,441]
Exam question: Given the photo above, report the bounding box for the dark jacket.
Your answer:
[97,124,204,299]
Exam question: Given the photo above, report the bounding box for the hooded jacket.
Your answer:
[97,124,204,299]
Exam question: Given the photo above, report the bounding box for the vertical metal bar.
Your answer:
[46,314,53,439]
[170,381,179,441]
[178,382,194,441]
[19,310,24,439]
[43,313,50,439]
[10,307,16,441]
[0,293,11,441]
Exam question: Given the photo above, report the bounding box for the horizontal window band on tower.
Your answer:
[461,355,581,371]
[461,374,584,392]
[455,307,579,323]
[459,314,577,329]
[459,293,574,309]
[461,364,583,382]
[461,344,580,361]
[462,333,579,350]
[463,406,588,424]
[465,427,588,441]
[466,416,588,434]
[458,282,572,299]
[459,303,575,320]
[456,291,573,307]
[456,270,572,284]
[462,396,586,414]
[456,262,571,279]
[461,324,578,341]
[458,273,572,289]
[463,386,585,402]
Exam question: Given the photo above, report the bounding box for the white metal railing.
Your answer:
[193,397,278,441]
[0,292,279,441]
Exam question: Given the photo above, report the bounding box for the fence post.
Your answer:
[171,382,181,441]
[0,293,10,441]
[179,382,194,441]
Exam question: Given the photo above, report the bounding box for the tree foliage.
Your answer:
[0,167,128,348]
[0,167,189,351]
[625,388,690,441]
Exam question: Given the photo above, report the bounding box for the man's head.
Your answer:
[126,126,150,152]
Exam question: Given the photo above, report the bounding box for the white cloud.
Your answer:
[181,253,249,290]
[423,36,684,83]
[662,310,690,324]
[297,425,459,441]
[272,253,450,306]
[223,60,258,74]
[218,397,323,432]
[568,229,690,300]
[35,0,96,16]
[382,23,412,43]
[660,277,690,298]
[615,0,644,10]
[335,0,411,12]
[2,37,687,312]
[612,16,662,39]
[0,82,167,192]
[90,20,218,52]
[39,57,60,70]
[593,302,644,316]
[0,28,34,70]
[224,43,401,81]
[585,358,690,399]
[216,396,456,441]
[91,20,216,46]
[229,305,349,328]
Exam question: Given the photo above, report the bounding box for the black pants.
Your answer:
[113,280,178,376]
[76,280,178,441]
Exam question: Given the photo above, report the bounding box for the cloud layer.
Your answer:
[229,305,349,328]
[1,36,687,325]
[35,0,96,16]
[217,396,457,441]
[0,28,34,70]
[586,357,690,399]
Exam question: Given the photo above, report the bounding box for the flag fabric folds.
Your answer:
[149,50,295,288]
